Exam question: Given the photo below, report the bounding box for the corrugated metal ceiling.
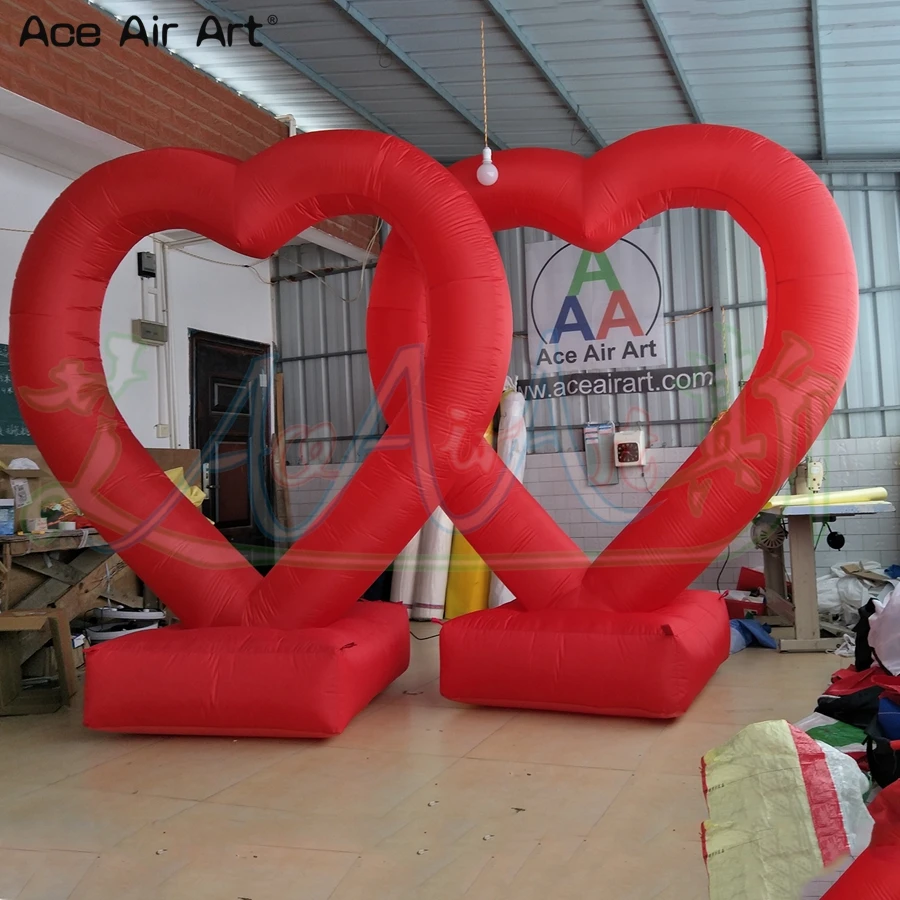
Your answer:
[347,0,596,150]
[497,0,695,142]
[208,0,489,158]
[819,0,900,157]
[92,0,900,163]
[651,0,821,157]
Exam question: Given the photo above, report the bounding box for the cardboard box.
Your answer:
[0,461,47,532]
[840,562,892,585]
[0,447,200,536]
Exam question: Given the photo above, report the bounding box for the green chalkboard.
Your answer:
[0,344,32,444]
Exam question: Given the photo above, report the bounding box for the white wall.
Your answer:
[165,242,273,449]
[0,151,273,450]
[287,435,900,587]
[0,154,80,338]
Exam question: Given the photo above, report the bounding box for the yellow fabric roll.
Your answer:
[764,486,887,510]
[443,424,494,619]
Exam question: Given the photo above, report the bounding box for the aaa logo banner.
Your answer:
[526,230,665,376]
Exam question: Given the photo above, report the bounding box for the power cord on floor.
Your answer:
[716,545,732,593]
[410,629,441,641]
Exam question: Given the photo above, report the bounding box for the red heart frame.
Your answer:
[10,132,512,630]
[368,124,858,611]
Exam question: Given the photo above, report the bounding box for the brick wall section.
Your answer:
[319,215,381,253]
[0,0,379,251]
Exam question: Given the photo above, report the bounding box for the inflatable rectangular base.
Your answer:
[440,590,730,718]
[84,601,410,738]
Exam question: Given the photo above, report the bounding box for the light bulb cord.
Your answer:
[481,19,488,149]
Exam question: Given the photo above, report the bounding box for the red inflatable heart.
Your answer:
[369,125,858,611]
[10,131,512,630]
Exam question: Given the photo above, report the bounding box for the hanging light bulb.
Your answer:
[476,21,497,186]
[477,147,498,186]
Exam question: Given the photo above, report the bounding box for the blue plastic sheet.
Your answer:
[729,618,778,653]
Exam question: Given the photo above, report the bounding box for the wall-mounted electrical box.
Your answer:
[136,251,156,279]
[584,422,618,486]
[132,319,168,346]
[614,429,646,468]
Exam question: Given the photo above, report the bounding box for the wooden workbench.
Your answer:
[1,529,141,668]
[0,444,199,637]
[0,609,78,714]
[0,445,200,712]
[763,498,896,652]
[0,527,143,714]
[0,529,142,659]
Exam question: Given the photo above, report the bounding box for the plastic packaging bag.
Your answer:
[821,780,900,899]
[729,619,777,654]
[819,562,897,629]
[837,576,871,628]
[870,585,900,675]
[818,575,842,618]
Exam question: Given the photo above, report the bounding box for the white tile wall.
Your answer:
[286,436,900,589]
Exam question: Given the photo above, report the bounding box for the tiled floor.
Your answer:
[0,626,847,900]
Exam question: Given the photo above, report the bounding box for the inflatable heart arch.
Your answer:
[370,124,858,716]
[8,125,857,733]
[9,132,510,736]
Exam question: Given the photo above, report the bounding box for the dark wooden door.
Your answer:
[190,331,270,545]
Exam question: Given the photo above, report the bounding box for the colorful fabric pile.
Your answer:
[701,720,873,900]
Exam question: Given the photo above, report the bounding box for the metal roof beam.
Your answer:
[807,158,900,174]
[810,0,829,159]
[480,0,606,149]
[638,0,703,123]
[190,0,398,135]
[329,0,508,149]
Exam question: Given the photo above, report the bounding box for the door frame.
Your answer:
[188,329,273,546]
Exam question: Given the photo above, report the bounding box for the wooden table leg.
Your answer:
[0,611,72,714]
[790,513,819,640]
[778,513,841,653]
[46,612,77,704]
[0,544,11,612]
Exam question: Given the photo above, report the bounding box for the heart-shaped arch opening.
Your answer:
[368,124,859,613]
[10,131,512,631]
